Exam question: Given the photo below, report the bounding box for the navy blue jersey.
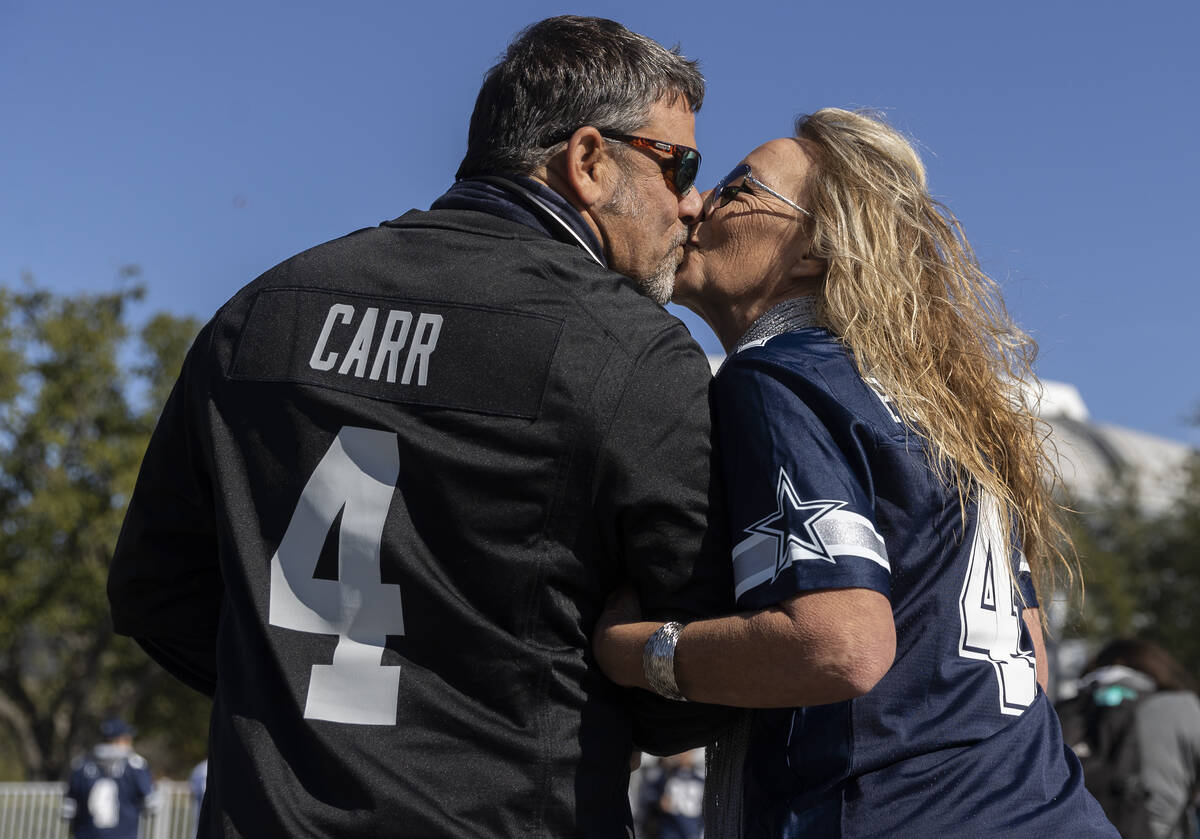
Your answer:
[712,327,1115,838]
[638,759,706,839]
[64,747,154,839]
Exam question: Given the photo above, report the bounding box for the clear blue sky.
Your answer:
[3,0,1197,443]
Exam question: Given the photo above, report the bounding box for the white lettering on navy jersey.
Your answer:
[87,778,120,828]
[309,303,442,386]
[865,377,902,424]
[957,491,1037,716]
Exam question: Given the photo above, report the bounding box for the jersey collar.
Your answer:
[735,295,821,352]
[431,175,606,267]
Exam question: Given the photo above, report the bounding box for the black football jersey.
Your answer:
[109,208,732,838]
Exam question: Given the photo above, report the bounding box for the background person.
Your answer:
[637,750,705,839]
[108,15,731,838]
[1059,638,1200,838]
[595,108,1117,837]
[62,718,155,839]
[188,758,207,839]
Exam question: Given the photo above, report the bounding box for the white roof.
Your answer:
[1021,380,1189,514]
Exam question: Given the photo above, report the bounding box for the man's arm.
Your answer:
[591,324,736,752]
[61,766,81,822]
[592,325,732,621]
[108,325,223,695]
[132,758,157,812]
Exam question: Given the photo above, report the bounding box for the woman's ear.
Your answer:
[792,253,826,279]
[786,225,825,281]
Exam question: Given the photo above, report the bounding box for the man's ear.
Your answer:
[553,126,614,210]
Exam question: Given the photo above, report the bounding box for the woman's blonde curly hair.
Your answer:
[795,107,1076,609]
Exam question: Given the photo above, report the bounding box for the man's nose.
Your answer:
[678,184,704,225]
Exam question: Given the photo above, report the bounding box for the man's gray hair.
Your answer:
[456,16,704,180]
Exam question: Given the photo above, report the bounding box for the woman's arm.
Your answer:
[594,586,895,708]
[1022,608,1049,693]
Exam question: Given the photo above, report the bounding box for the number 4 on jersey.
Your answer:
[957,493,1037,716]
[269,426,405,725]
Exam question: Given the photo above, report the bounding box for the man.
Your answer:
[62,719,155,839]
[108,16,730,838]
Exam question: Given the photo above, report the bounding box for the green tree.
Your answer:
[1063,447,1200,677]
[0,276,208,780]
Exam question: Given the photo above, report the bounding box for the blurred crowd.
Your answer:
[631,638,1200,839]
[59,638,1200,839]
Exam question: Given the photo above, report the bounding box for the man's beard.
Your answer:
[639,228,686,305]
[604,178,684,306]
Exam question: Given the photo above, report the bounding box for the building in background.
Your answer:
[1029,380,1194,699]
[1031,380,1192,517]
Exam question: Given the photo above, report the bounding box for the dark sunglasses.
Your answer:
[599,132,702,196]
[706,163,811,218]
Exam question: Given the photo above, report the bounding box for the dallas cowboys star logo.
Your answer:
[746,468,846,582]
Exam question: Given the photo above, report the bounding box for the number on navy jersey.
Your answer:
[88,778,120,828]
[957,492,1037,716]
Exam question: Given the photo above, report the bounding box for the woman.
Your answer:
[1058,639,1200,838]
[593,108,1116,837]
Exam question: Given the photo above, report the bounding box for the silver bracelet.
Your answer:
[643,621,687,701]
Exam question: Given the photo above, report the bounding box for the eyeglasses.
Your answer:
[599,132,702,197]
[706,163,811,218]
